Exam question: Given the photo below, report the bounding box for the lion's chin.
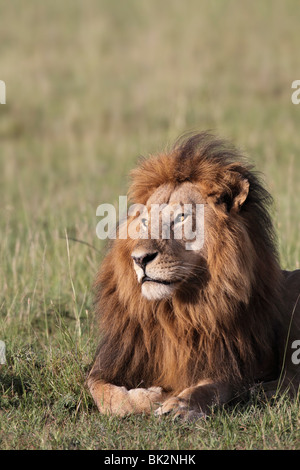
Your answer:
[141,281,176,300]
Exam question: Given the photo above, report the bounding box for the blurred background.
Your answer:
[0,0,299,342]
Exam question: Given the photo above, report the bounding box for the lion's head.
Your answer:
[129,177,250,301]
[93,132,283,391]
[126,132,276,304]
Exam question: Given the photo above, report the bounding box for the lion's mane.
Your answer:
[92,133,284,394]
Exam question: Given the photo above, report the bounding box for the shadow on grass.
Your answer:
[0,369,32,409]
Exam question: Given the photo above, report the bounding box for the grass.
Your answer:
[0,0,299,450]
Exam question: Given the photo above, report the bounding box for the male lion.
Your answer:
[88,132,300,420]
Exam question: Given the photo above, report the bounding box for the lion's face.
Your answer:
[131,182,212,300]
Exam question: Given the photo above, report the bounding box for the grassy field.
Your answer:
[0,0,299,450]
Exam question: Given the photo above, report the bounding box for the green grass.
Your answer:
[0,0,299,450]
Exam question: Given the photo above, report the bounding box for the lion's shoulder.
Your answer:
[281,269,300,342]
[282,269,300,304]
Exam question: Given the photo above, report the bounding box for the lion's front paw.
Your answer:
[155,396,206,422]
[128,386,164,413]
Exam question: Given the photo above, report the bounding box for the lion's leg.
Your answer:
[155,380,233,421]
[87,370,164,416]
[262,375,300,399]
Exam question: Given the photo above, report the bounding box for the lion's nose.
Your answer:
[131,251,158,270]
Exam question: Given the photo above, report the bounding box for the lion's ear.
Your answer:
[206,172,249,214]
[229,175,249,213]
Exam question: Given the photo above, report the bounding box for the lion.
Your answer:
[88,132,300,420]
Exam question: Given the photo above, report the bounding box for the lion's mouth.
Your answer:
[141,276,177,286]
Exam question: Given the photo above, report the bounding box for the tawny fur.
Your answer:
[88,132,300,419]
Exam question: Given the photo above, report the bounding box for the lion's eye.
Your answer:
[174,213,186,224]
[141,218,148,227]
